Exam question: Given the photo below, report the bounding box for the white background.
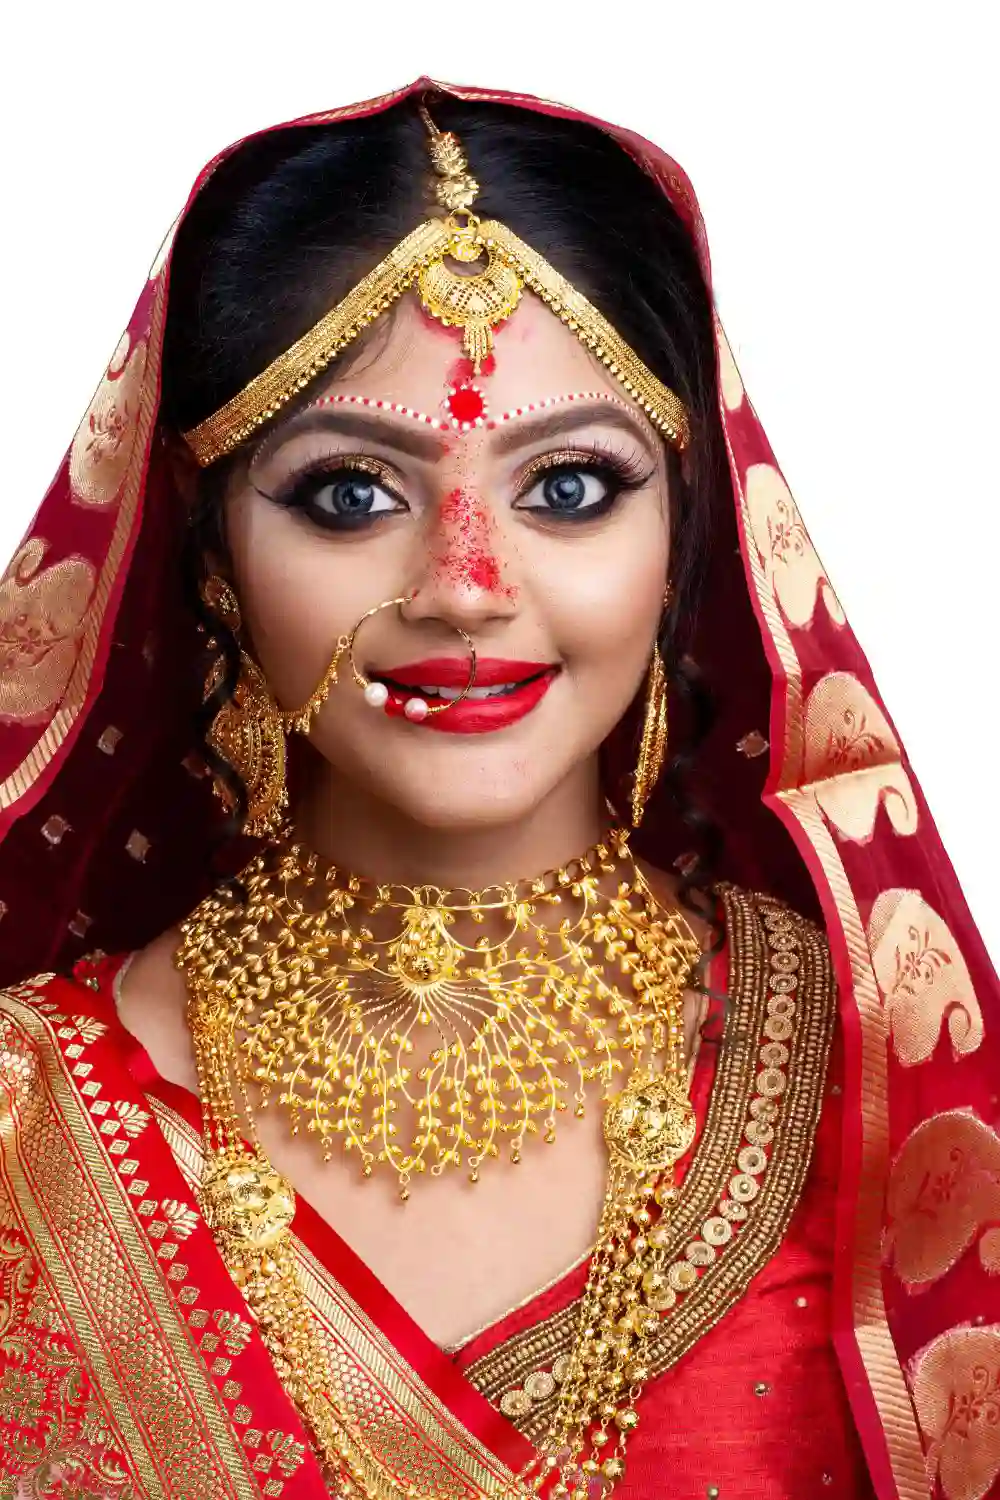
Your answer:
[2,4,997,962]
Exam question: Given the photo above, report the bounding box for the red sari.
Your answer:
[0,77,997,1500]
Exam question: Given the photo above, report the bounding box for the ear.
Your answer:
[159,426,233,582]
[160,426,203,510]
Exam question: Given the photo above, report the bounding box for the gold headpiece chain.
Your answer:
[182,106,690,466]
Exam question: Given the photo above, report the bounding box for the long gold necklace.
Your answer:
[179,828,701,1497]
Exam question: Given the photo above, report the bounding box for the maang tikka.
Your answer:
[182,105,691,467]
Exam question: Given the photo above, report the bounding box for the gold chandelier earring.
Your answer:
[631,637,669,829]
[200,576,288,839]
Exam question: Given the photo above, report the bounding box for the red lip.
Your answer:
[377,657,552,688]
[374,658,559,735]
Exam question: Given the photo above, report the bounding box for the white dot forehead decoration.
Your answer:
[306,389,639,435]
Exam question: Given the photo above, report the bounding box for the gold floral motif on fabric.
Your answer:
[886,1111,1000,1289]
[798,671,918,840]
[868,889,984,1066]
[153,1098,521,1500]
[0,540,96,725]
[0,1124,136,1496]
[69,333,148,508]
[463,888,836,1436]
[0,990,262,1499]
[745,463,846,631]
[909,1324,1000,1500]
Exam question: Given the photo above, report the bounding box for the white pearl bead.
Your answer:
[364,681,389,709]
[404,697,429,722]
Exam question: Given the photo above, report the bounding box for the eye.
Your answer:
[524,467,611,514]
[266,460,405,531]
[514,447,653,522]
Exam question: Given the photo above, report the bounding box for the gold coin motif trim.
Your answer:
[470,888,837,1440]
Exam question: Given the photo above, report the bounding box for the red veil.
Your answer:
[0,78,996,1500]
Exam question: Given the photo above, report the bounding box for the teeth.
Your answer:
[418,684,512,700]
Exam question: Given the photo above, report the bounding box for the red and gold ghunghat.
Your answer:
[0,78,997,1500]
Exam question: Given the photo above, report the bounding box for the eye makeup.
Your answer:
[513,441,655,522]
[515,444,652,493]
[253,452,406,531]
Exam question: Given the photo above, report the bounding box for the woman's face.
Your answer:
[224,294,671,831]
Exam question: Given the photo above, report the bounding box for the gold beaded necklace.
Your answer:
[178,828,702,1497]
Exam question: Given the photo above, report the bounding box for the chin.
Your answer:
[375,762,558,833]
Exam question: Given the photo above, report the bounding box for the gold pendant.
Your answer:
[417,218,522,371]
[198,1154,296,1250]
[604,1072,697,1174]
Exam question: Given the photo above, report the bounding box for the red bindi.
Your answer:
[446,385,487,425]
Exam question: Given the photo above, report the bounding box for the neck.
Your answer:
[291,759,609,889]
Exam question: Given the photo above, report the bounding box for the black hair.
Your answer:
[161,96,730,932]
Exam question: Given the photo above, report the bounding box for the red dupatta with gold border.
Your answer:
[0,78,997,1500]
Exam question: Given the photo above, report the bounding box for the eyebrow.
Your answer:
[491,401,656,454]
[253,394,657,466]
[253,405,446,465]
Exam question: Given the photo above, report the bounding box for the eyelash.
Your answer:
[256,440,654,532]
[513,441,654,522]
[255,453,405,531]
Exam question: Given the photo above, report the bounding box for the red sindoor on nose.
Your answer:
[436,488,516,601]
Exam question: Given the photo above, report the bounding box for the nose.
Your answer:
[402,485,519,634]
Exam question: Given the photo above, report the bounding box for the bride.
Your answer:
[0,78,995,1500]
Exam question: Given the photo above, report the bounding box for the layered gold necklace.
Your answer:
[178,827,702,1498]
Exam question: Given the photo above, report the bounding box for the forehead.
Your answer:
[312,292,628,413]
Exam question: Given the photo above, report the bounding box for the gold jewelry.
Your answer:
[180,827,700,1495]
[178,825,697,1200]
[201,577,288,838]
[182,111,690,467]
[189,991,383,1498]
[631,643,668,829]
[279,633,350,736]
[281,594,478,732]
[347,595,478,722]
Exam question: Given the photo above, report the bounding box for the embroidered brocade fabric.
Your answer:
[0,890,877,1499]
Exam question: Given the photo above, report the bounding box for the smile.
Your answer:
[370,658,559,735]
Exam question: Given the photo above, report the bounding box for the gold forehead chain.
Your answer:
[182,105,690,466]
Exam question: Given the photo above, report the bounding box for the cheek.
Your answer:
[224,497,379,697]
[535,516,668,705]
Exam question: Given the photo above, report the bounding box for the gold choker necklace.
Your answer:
[178,829,703,1497]
[178,825,699,1199]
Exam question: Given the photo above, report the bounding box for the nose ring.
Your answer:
[281,595,478,732]
[350,596,478,721]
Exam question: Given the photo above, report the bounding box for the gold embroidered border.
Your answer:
[463,890,835,1440]
[153,1097,519,1500]
[0,279,167,812]
[0,991,259,1499]
[781,793,932,1498]
[723,406,930,1497]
